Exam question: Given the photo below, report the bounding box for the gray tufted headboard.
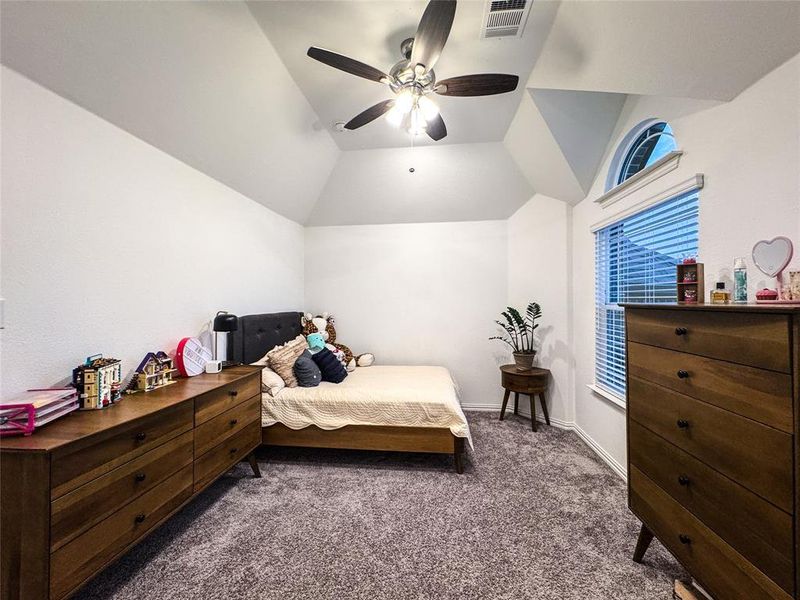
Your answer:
[227,311,304,365]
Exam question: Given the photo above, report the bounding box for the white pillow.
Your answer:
[251,352,286,397]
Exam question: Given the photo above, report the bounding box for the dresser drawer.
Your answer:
[628,342,793,433]
[194,373,260,425]
[629,421,794,592]
[50,430,193,552]
[628,377,793,512]
[630,466,792,600]
[50,465,192,600]
[194,395,260,457]
[625,309,790,372]
[194,421,260,492]
[501,370,548,393]
[51,402,193,499]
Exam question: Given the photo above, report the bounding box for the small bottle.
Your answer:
[733,257,748,304]
[710,282,731,304]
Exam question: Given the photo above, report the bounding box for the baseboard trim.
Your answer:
[462,405,627,481]
[571,423,627,481]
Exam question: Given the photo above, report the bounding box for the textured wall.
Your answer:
[304,221,508,408]
[1,67,304,397]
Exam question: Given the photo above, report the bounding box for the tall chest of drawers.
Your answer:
[1,366,262,600]
[623,304,799,600]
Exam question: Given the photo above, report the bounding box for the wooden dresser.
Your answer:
[1,366,262,600]
[623,304,799,600]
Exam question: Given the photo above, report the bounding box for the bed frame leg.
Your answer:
[453,438,465,474]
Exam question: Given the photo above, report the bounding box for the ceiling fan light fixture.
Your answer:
[418,96,439,121]
[385,105,405,127]
[408,109,428,136]
[394,88,415,114]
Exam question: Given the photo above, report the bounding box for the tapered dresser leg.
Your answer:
[247,452,262,478]
[529,394,537,431]
[514,392,519,415]
[632,523,654,563]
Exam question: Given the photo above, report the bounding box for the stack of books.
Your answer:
[0,388,79,437]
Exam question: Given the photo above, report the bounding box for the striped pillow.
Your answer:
[267,335,307,387]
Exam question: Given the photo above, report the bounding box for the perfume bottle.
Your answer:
[710,282,731,304]
[733,257,748,304]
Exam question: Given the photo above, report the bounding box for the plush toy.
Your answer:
[301,313,374,371]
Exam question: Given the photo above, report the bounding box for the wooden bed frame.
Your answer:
[262,423,465,473]
[229,312,466,473]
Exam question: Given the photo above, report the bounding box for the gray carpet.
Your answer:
[78,412,684,600]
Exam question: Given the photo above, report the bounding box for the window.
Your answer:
[594,191,699,398]
[606,120,677,191]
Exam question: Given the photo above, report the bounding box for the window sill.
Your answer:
[586,383,626,410]
[594,150,683,209]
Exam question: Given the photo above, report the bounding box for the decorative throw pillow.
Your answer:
[250,352,286,396]
[312,348,348,384]
[293,350,321,387]
[266,335,307,387]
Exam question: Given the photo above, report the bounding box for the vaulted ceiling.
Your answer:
[2,0,799,225]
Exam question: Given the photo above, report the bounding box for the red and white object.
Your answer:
[0,389,79,437]
[176,337,213,377]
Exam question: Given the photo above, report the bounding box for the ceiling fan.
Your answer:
[307,0,519,142]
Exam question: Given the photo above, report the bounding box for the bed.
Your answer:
[228,312,471,473]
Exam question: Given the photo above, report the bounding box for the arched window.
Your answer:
[605,119,677,191]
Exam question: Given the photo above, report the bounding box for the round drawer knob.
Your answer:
[229,419,238,426]
[677,370,690,379]
[134,513,146,524]
[677,419,690,429]
[134,473,147,483]
[678,475,690,486]
[678,534,691,545]
[135,432,147,442]
[229,390,239,397]
[675,327,688,336]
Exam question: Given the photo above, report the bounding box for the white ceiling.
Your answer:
[0,0,340,224]
[2,0,799,226]
[248,0,560,150]
[308,142,533,225]
[528,0,800,101]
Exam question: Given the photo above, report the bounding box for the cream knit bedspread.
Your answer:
[262,365,472,447]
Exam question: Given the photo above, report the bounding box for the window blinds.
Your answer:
[594,190,699,398]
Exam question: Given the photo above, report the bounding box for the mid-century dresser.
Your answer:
[1,365,262,600]
[623,304,799,600]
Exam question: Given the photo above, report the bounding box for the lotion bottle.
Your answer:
[733,257,748,304]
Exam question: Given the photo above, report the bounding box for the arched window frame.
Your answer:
[605,118,676,192]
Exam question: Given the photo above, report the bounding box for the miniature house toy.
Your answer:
[72,354,123,410]
[130,351,179,392]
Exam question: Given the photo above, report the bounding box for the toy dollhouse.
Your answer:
[131,351,178,392]
[72,355,123,410]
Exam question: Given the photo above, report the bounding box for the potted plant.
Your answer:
[490,302,542,371]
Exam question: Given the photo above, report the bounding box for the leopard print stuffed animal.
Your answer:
[301,313,374,371]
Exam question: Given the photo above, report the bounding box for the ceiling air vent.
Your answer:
[480,0,531,39]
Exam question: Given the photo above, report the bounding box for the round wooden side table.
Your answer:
[499,365,551,432]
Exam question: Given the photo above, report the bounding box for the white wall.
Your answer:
[0,67,304,397]
[571,54,800,471]
[304,221,508,408]
[507,194,573,425]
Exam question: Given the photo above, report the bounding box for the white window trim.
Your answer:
[591,172,703,233]
[595,150,684,209]
[586,383,626,410]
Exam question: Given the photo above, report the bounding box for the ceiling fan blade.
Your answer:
[307,47,389,83]
[426,113,447,141]
[435,74,519,97]
[410,0,457,75]
[344,99,396,130]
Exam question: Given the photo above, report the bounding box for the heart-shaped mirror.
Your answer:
[752,236,793,278]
